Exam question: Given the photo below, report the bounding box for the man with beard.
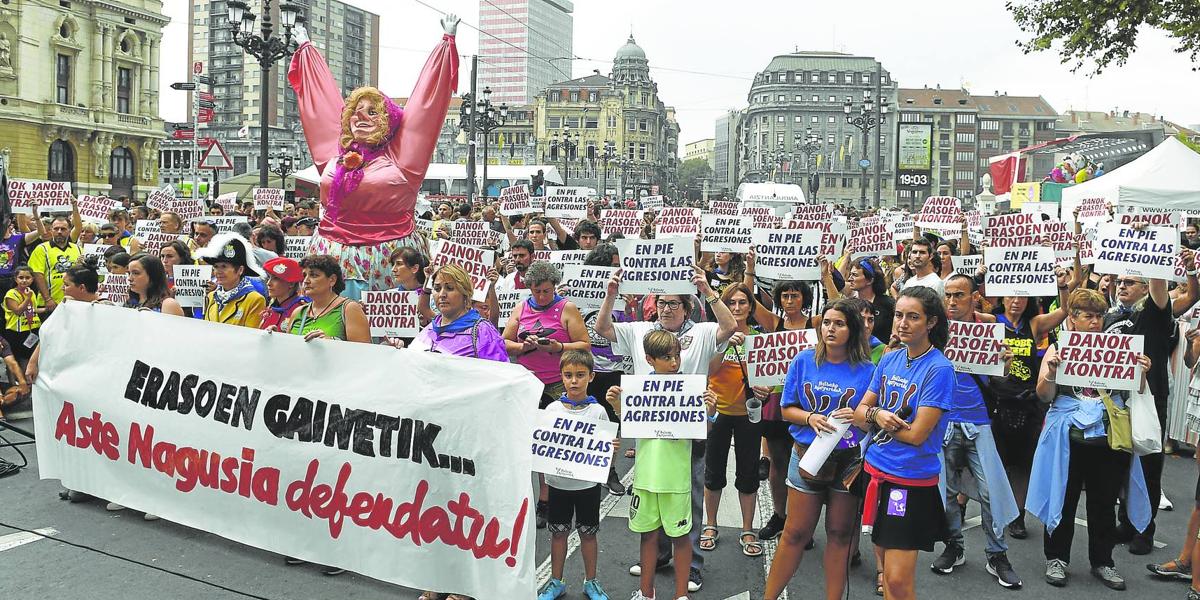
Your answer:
[495,239,534,292]
[902,237,944,296]
[28,216,81,312]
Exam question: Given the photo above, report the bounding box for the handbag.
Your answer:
[1098,389,1133,453]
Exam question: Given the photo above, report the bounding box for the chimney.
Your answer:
[1122,110,1129,118]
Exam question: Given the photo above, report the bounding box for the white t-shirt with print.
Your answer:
[902,271,945,296]
[613,320,726,376]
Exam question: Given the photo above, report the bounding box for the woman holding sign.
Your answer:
[851,286,955,600]
[763,298,874,600]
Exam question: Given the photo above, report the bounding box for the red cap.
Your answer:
[262,257,303,284]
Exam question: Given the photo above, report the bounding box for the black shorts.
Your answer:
[547,484,602,535]
[761,419,792,443]
[992,408,1043,471]
[869,479,947,552]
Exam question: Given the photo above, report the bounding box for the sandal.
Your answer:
[739,530,763,557]
[699,525,719,551]
[1147,559,1192,580]
[875,571,884,596]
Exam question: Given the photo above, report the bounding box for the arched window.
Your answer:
[109,147,135,199]
[48,140,75,183]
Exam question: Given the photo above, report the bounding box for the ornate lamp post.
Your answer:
[268,150,294,199]
[550,127,579,185]
[844,89,888,208]
[460,87,507,199]
[599,140,617,198]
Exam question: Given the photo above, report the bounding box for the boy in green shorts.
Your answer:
[606,329,693,600]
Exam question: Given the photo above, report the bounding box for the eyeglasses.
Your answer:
[1116,279,1144,287]
[655,300,683,309]
[101,232,117,238]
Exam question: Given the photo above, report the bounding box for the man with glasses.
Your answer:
[191,220,218,251]
[29,216,81,312]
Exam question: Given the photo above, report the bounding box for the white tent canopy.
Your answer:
[294,162,564,190]
[1061,137,1200,216]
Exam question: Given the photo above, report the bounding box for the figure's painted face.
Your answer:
[349,98,384,143]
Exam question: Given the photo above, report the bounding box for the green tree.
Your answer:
[1006,0,1200,73]
[677,157,712,197]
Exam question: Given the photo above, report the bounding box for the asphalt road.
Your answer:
[1,411,1195,600]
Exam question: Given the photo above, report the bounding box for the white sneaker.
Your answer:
[1161,492,1174,511]
[628,591,653,600]
[143,513,160,521]
[105,502,125,511]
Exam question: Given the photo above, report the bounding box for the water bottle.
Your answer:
[746,397,762,423]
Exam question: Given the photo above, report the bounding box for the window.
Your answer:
[777,115,785,123]
[109,147,135,199]
[939,151,950,164]
[828,116,835,124]
[956,151,975,162]
[777,133,784,144]
[584,117,598,129]
[56,54,71,104]
[955,170,974,181]
[1002,122,1013,135]
[761,115,768,125]
[844,73,853,84]
[549,91,561,102]
[569,91,579,102]
[233,155,247,175]
[626,119,636,131]
[980,120,999,131]
[117,67,132,113]
[588,91,598,102]
[638,143,647,161]
[607,115,617,129]
[794,115,802,124]
[585,144,596,160]
[826,72,835,83]
[627,142,635,160]
[811,116,818,124]
[776,94,784,102]
[955,132,975,143]
[566,116,580,128]
[795,95,803,101]
[48,140,74,183]
[548,116,561,129]
[827,134,835,144]
[938,115,951,129]
[1036,121,1054,131]
[956,114,975,124]
[641,92,649,105]
[639,119,648,132]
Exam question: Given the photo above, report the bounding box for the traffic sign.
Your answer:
[171,122,194,130]
[198,91,215,102]
[199,140,234,170]
[199,137,218,148]
[170,82,197,91]
[195,75,214,85]
[198,100,216,109]
[197,108,214,123]
[172,129,195,140]
[193,61,203,75]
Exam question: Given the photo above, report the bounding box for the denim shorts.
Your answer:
[785,445,859,495]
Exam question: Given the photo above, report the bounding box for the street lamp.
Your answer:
[599,140,617,199]
[550,127,579,186]
[844,89,888,208]
[269,150,294,199]
[460,87,506,199]
[795,127,822,200]
[615,155,631,201]
[227,0,303,190]
[771,142,792,184]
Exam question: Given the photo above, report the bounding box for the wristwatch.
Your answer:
[706,294,719,304]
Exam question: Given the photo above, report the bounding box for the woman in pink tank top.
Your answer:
[502,261,590,406]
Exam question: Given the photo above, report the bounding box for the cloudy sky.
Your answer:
[160,0,1200,146]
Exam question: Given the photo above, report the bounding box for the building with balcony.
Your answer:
[683,138,714,169]
[0,0,169,199]
[477,0,574,106]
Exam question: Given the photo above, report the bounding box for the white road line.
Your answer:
[536,468,636,589]
[0,527,58,552]
[755,480,784,600]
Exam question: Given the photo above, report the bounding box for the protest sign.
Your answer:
[134,219,162,236]
[499,184,535,216]
[98,273,129,305]
[654,207,701,238]
[415,218,434,238]
[168,197,205,222]
[530,411,618,485]
[983,246,1057,297]
[739,205,782,229]
[944,321,1006,376]
[708,200,739,216]
[496,289,532,325]
[532,250,587,265]
[619,374,707,440]
[783,219,846,259]
[33,302,540,599]
[641,195,664,211]
[599,209,645,239]
[78,195,118,224]
[82,243,110,275]
[214,191,239,212]
[848,219,894,258]
[914,196,962,229]
[429,239,495,302]
[147,185,176,212]
[7,179,72,214]
[543,186,589,219]
[1040,220,1075,260]
[1021,201,1058,220]
[211,215,250,233]
[1093,223,1178,281]
[984,212,1040,247]
[253,188,285,211]
[452,220,502,248]
[1078,228,1098,265]
[1117,206,1182,228]
[951,254,983,277]
[615,238,695,295]
[700,215,751,254]
[138,232,181,256]
[789,203,833,222]
[751,229,821,281]
[284,236,311,260]
[361,290,420,338]
[745,329,817,386]
[1055,330,1144,391]
[1075,197,1110,225]
[887,214,915,243]
[561,265,620,313]
[171,265,213,309]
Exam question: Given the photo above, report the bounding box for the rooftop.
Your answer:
[896,87,1057,116]
[762,51,881,73]
[1058,110,1197,136]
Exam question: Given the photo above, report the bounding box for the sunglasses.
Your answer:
[101,232,118,238]
[1116,279,1144,287]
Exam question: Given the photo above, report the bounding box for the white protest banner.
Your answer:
[211,215,250,233]
[532,250,587,265]
[415,218,434,238]
[253,187,285,211]
[944,321,1006,376]
[739,205,782,229]
[284,236,311,260]
[615,237,695,295]
[138,232,181,256]
[543,186,589,219]
[529,196,546,214]
[888,214,915,243]
[783,219,846,259]
[496,289,532,325]
[745,329,817,386]
[134,219,162,236]
[33,302,540,600]
[1117,205,1182,228]
[599,209,644,239]
[361,290,420,338]
[97,273,129,305]
[452,220,502,248]
[78,194,118,224]
[1075,197,1110,225]
[654,207,701,238]
[499,184,535,216]
[561,265,620,313]
[1078,228,1098,265]
[147,185,176,212]
[1093,224,1178,280]
[789,203,833,222]
[82,243,110,274]
[429,239,495,302]
[1055,330,1144,391]
[169,197,205,222]
[848,219,894,259]
[914,196,962,229]
[985,212,1040,247]
[214,191,239,212]
[619,374,707,440]
[708,200,739,216]
[171,265,213,309]
[983,246,1056,297]
[641,195,664,211]
[951,255,983,277]
[700,215,751,254]
[530,411,617,485]
[555,217,581,237]
[751,229,821,281]
[7,179,72,214]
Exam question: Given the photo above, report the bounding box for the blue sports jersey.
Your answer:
[781,349,874,448]
[865,347,955,478]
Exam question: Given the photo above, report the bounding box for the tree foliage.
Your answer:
[677,157,712,192]
[1178,132,1200,155]
[1006,0,1200,73]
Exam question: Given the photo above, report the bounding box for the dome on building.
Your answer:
[615,35,646,61]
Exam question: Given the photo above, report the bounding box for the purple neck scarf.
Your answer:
[326,93,404,221]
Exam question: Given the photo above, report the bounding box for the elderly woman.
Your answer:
[259,257,306,332]
[196,233,266,328]
[410,263,507,360]
[503,260,591,406]
[288,13,460,297]
[285,255,369,343]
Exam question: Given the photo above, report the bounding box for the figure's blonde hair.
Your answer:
[339,87,390,149]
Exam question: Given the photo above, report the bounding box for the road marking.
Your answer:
[0,528,58,552]
[721,592,751,600]
[536,468,635,589]
[755,478,784,600]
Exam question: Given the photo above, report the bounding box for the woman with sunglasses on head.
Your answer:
[834,257,895,344]
[852,286,956,600]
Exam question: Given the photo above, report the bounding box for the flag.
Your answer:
[847,135,854,155]
[497,132,505,150]
[237,125,249,138]
[838,143,845,163]
[815,154,823,168]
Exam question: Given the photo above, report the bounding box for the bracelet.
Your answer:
[706,295,719,304]
[805,413,814,427]
[1188,269,1199,277]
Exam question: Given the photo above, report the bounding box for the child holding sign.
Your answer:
[2,266,45,363]
[537,351,615,600]
[608,330,694,600]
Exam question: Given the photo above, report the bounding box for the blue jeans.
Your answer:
[944,423,1007,555]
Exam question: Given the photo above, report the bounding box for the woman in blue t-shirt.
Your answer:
[852,286,956,600]
[763,298,874,600]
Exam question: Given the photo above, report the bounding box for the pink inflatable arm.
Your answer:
[288,42,346,173]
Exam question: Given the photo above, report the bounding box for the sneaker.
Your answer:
[538,578,567,600]
[1045,558,1068,587]
[1090,565,1126,590]
[627,591,653,600]
[582,579,609,600]
[758,513,786,541]
[1128,533,1153,556]
[986,552,1023,589]
[628,557,670,576]
[322,567,346,576]
[1188,588,1200,600]
[284,556,307,565]
[931,543,965,574]
[607,468,626,497]
[1007,517,1027,540]
[536,500,548,530]
[105,502,125,511]
[687,567,702,593]
[1161,492,1174,512]
[757,456,770,481]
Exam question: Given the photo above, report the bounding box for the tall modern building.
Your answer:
[712,110,742,196]
[477,0,574,106]
[186,0,379,181]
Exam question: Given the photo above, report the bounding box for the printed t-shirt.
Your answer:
[992,315,1038,402]
[28,241,82,303]
[864,347,955,479]
[949,372,991,425]
[781,348,874,448]
[632,438,691,494]
[4,289,43,331]
[543,400,611,491]
[613,320,726,376]
[706,329,756,416]
[0,233,27,277]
